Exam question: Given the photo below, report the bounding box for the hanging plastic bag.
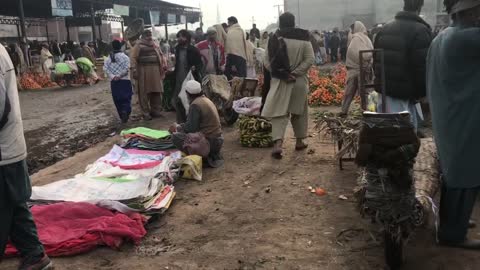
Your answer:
[179,71,194,114]
[367,91,378,112]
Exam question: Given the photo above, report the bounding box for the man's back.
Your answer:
[374,11,432,100]
[0,45,27,166]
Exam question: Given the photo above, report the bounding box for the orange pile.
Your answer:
[308,64,347,106]
[20,72,58,90]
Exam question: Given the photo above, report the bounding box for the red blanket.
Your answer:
[5,202,146,257]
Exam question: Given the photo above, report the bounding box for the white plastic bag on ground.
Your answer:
[179,71,194,114]
[233,97,262,116]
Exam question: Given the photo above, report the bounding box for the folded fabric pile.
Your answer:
[121,127,175,151]
[238,116,273,148]
[31,145,181,214]
[23,127,203,257]
[6,202,146,257]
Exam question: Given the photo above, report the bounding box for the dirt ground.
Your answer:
[2,85,480,270]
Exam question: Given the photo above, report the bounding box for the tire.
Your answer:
[384,230,404,270]
[223,108,239,125]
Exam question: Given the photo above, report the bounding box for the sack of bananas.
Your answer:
[238,116,273,148]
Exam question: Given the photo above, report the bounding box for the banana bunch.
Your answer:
[238,116,272,133]
[238,116,273,148]
[240,132,273,148]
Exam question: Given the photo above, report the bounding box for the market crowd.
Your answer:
[2,0,480,269]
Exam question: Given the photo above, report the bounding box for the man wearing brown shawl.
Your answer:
[130,29,167,119]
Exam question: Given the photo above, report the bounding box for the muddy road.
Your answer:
[20,83,124,173]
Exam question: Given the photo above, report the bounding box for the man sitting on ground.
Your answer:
[169,80,224,168]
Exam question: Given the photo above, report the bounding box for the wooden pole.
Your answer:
[164,24,168,40]
[98,23,103,41]
[18,0,27,42]
[45,23,50,43]
[90,2,97,42]
[121,20,125,39]
[16,24,21,42]
[65,19,71,42]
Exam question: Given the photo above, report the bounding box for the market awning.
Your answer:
[0,0,201,24]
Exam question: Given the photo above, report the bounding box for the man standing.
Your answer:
[173,30,203,123]
[0,44,52,269]
[262,12,315,159]
[250,23,261,39]
[81,41,95,65]
[427,0,480,249]
[130,29,167,120]
[373,0,432,130]
[196,27,225,75]
[194,28,206,44]
[224,16,248,79]
[104,40,133,124]
[329,30,340,63]
[341,21,374,115]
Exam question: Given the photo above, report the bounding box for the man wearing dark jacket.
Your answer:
[173,30,203,123]
[373,0,432,130]
[329,30,340,63]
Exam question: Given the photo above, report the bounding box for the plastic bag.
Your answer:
[367,91,378,112]
[179,71,194,114]
[233,97,262,116]
[177,155,203,181]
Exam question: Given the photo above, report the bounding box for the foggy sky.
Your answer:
[166,0,280,29]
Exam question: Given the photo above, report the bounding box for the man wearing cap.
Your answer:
[170,80,224,168]
[196,27,226,75]
[130,29,167,120]
[427,0,480,249]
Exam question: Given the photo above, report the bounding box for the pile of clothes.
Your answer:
[238,116,273,148]
[18,127,202,257]
[121,127,175,151]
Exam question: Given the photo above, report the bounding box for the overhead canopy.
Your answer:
[0,0,201,24]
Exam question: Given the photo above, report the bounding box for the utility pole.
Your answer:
[273,4,283,17]
[216,3,221,24]
[18,0,27,42]
[90,2,97,42]
[297,0,301,26]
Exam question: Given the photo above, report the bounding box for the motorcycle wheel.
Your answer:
[384,230,404,270]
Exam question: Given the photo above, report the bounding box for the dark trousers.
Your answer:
[0,160,44,259]
[174,98,187,124]
[225,54,247,80]
[111,80,133,122]
[340,47,347,62]
[330,47,339,63]
[439,183,479,243]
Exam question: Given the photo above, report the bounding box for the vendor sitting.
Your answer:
[170,80,224,167]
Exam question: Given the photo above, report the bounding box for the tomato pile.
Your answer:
[19,72,58,90]
[308,64,347,106]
